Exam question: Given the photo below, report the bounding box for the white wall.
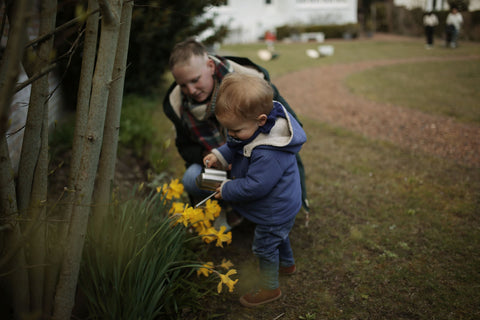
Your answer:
[204,0,358,43]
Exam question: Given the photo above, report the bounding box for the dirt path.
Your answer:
[274,55,480,167]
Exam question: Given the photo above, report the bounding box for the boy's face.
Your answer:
[171,54,215,103]
[217,113,266,141]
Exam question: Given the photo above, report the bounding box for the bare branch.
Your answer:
[25,8,100,49]
[15,63,57,93]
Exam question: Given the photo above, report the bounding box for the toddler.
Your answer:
[203,73,306,307]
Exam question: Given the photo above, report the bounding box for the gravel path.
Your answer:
[274,55,480,167]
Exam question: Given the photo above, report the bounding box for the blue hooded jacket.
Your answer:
[212,101,306,226]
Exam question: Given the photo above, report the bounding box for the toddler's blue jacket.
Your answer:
[212,102,306,226]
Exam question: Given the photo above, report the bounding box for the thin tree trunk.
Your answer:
[0,0,34,318]
[93,0,133,224]
[0,135,30,320]
[27,91,49,316]
[18,0,57,314]
[52,1,123,318]
[43,1,100,316]
[68,0,100,192]
[0,0,30,136]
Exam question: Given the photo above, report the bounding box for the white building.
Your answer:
[203,0,358,43]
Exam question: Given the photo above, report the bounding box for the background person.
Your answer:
[423,11,439,48]
[446,6,463,48]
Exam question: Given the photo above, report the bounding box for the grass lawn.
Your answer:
[291,119,480,319]
[149,36,480,319]
[346,60,480,124]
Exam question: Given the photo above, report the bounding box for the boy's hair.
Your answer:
[169,38,207,70]
[216,73,274,120]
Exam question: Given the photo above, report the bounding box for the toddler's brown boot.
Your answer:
[279,264,296,275]
[239,288,282,307]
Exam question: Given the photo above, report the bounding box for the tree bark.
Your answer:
[0,0,30,136]
[43,2,100,317]
[0,0,34,318]
[14,0,57,315]
[93,0,133,224]
[0,135,30,320]
[52,1,123,318]
[69,0,100,192]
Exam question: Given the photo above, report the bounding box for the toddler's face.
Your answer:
[217,113,260,141]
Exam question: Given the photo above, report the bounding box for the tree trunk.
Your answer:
[52,1,123,318]
[69,0,100,191]
[14,0,57,315]
[93,0,133,224]
[0,0,36,318]
[0,135,30,320]
[0,0,31,136]
[43,1,100,316]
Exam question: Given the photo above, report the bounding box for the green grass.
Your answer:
[345,60,480,124]
[219,38,480,78]
[292,118,480,319]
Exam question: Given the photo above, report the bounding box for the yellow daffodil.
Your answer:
[217,269,238,293]
[199,227,217,244]
[161,179,184,200]
[219,259,234,270]
[173,213,187,227]
[197,262,214,277]
[169,202,185,215]
[189,207,206,227]
[178,206,194,227]
[168,179,184,199]
[215,226,232,248]
[194,219,212,235]
[203,199,221,221]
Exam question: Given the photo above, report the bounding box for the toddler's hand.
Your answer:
[215,186,222,199]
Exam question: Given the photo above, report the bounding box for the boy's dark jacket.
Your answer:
[163,56,309,211]
[212,102,306,225]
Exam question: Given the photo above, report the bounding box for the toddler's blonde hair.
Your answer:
[216,73,273,120]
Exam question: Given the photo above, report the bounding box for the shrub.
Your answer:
[119,95,157,158]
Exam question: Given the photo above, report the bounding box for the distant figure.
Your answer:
[260,30,278,60]
[445,6,463,48]
[264,30,277,52]
[423,11,439,49]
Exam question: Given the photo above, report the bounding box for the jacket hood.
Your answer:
[242,101,306,157]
